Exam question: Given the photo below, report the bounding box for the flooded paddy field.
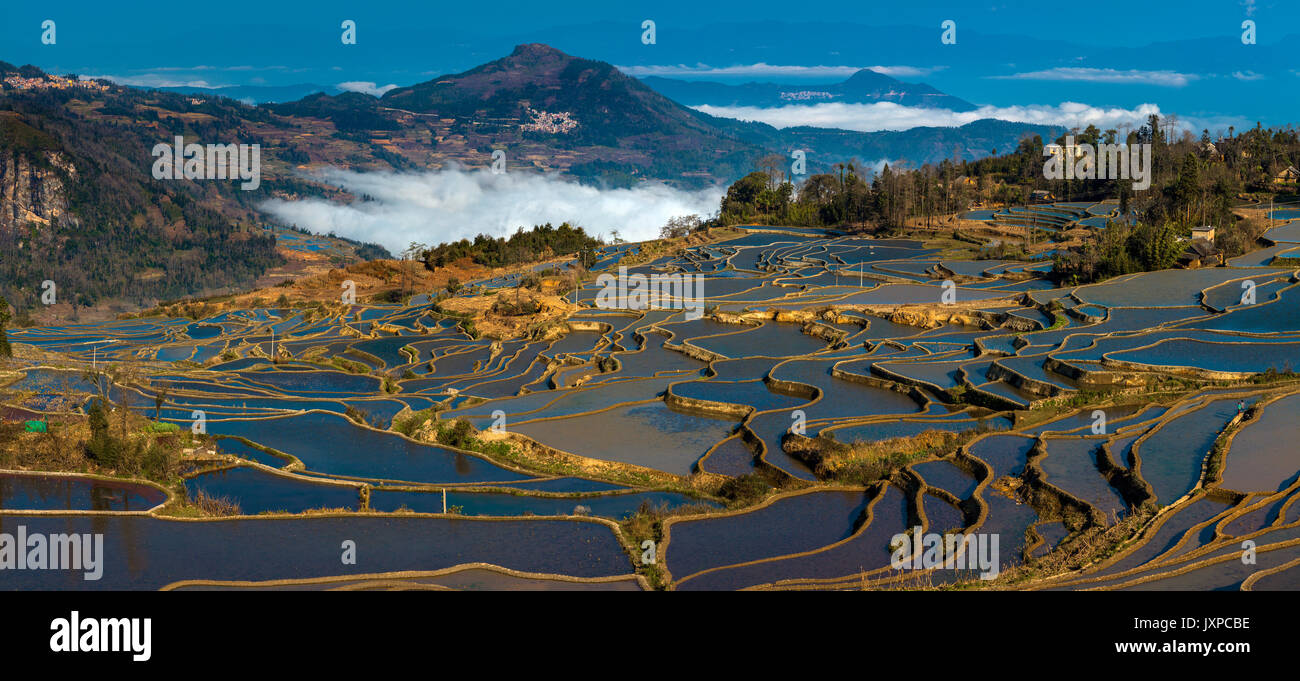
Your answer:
[0,514,631,590]
[1,472,167,511]
[6,225,1300,590]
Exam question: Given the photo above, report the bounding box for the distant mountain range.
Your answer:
[260,43,1058,182]
[153,83,341,104]
[640,70,976,110]
[370,43,770,181]
[8,13,1298,127]
[0,45,1062,308]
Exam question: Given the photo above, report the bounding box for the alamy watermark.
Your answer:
[890,527,1000,580]
[641,20,656,45]
[0,525,103,580]
[594,266,706,320]
[50,611,150,662]
[151,136,261,190]
[1043,136,1151,190]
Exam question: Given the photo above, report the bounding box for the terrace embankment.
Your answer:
[616,226,746,268]
[124,225,744,324]
[462,426,725,492]
[436,290,580,340]
[873,305,1001,330]
[13,212,1300,591]
[900,212,1085,258]
[129,257,490,321]
[0,398,239,517]
[783,429,968,483]
[663,389,755,420]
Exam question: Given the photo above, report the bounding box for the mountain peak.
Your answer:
[508,43,569,60]
[382,41,625,116]
[641,67,977,112]
[842,68,897,86]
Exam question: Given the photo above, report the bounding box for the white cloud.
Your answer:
[691,100,1168,133]
[861,159,893,174]
[80,74,220,88]
[618,63,940,79]
[866,65,944,78]
[145,65,291,72]
[258,167,723,253]
[991,67,1197,87]
[337,81,398,96]
[78,64,319,89]
[1232,70,1265,81]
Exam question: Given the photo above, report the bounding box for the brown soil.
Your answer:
[438,289,580,340]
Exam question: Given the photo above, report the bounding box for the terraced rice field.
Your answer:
[963,201,1123,237]
[5,223,1300,591]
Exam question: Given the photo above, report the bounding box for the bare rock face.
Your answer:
[882,306,986,329]
[412,418,437,442]
[0,149,73,237]
[885,307,945,329]
[773,309,817,324]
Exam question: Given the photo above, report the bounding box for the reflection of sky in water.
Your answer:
[6,226,1300,589]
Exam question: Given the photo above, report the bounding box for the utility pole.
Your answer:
[862,246,871,288]
[88,339,116,370]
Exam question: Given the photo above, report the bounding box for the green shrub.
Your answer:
[437,419,476,449]
[717,473,772,504]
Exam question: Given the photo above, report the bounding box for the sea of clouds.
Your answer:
[256,99,1225,255]
[259,166,723,254]
[691,101,1173,134]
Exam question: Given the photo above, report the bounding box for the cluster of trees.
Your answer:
[0,361,183,481]
[1048,117,1292,283]
[1051,221,1184,285]
[0,66,403,317]
[715,116,1299,235]
[0,80,287,315]
[266,92,400,133]
[491,293,542,317]
[711,116,1299,284]
[716,155,980,230]
[82,391,180,480]
[420,222,600,270]
[659,214,703,238]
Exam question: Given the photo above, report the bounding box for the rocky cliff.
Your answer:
[0,148,72,235]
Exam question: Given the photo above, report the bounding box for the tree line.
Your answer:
[710,115,1299,284]
[419,222,601,271]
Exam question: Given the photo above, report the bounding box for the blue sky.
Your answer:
[3,1,1296,131]
[6,0,1289,248]
[4,1,1292,48]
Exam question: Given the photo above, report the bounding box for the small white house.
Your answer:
[1191,226,1216,242]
